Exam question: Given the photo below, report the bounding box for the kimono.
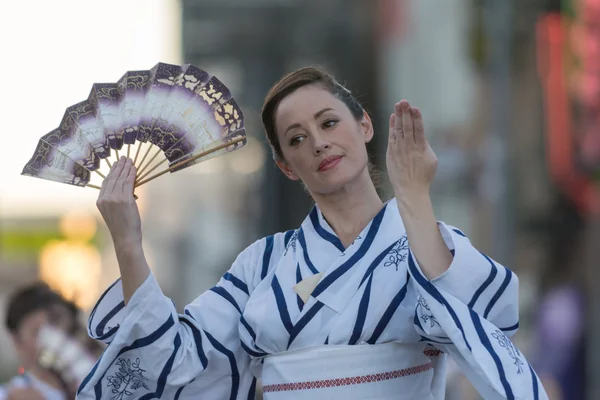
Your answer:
[76,199,547,399]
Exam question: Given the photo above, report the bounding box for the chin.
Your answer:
[310,168,362,195]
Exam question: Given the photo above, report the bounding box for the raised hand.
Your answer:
[385,100,438,201]
[96,156,142,250]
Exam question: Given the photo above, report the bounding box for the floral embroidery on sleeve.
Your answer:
[107,358,150,399]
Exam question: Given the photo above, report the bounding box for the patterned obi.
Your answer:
[261,342,439,399]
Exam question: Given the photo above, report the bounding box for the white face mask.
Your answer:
[37,324,97,389]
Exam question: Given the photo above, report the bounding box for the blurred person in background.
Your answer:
[0,282,103,400]
[531,195,587,400]
[78,67,547,399]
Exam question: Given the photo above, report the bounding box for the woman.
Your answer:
[2,282,103,400]
[77,67,547,399]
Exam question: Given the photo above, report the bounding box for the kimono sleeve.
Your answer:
[408,253,548,400]
[424,222,519,334]
[76,239,266,400]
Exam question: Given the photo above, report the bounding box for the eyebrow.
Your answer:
[284,107,335,136]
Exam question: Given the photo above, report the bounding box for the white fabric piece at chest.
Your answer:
[261,342,435,400]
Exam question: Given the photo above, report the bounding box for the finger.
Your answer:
[99,155,118,197]
[106,157,127,193]
[121,159,136,196]
[388,113,397,142]
[394,103,404,140]
[412,107,426,148]
[400,100,415,145]
[99,166,109,197]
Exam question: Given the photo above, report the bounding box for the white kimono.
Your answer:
[76,200,547,399]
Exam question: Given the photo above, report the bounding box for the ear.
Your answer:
[360,110,374,144]
[275,159,300,181]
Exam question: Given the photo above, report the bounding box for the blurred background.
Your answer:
[0,0,598,398]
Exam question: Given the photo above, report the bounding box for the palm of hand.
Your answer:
[385,100,438,199]
[96,157,142,246]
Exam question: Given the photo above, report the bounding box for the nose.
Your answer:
[313,136,331,155]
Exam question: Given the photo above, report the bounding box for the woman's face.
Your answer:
[11,304,76,369]
[274,84,374,194]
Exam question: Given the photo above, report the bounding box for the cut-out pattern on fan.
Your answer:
[22,62,247,192]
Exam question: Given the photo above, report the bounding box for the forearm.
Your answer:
[396,194,452,280]
[114,241,151,304]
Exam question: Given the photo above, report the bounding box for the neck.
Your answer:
[311,170,383,246]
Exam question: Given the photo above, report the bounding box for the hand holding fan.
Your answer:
[22,62,247,194]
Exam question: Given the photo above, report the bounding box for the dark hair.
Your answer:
[5,282,79,333]
[261,66,365,160]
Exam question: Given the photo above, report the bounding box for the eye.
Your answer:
[289,135,305,146]
[322,119,338,129]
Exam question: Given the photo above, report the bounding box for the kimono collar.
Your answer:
[298,199,406,313]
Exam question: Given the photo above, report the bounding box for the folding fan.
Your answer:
[21,62,247,193]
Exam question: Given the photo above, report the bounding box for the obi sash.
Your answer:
[261,342,439,399]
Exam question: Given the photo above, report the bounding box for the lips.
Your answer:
[318,156,343,172]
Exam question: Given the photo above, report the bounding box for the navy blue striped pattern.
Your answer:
[185,308,263,359]
[174,379,189,400]
[138,333,182,400]
[297,229,320,274]
[407,253,472,351]
[287,302,325,348]
[210,287,242,313]
[419,336,453,345]
[349,274,373,345]
[468,253,498,308]
[271,276,293,334]
[284,230,295,247]
[311,207,386,298]
[309,206,345,252]
[248,377,257,400]
[223,272,249,295]
[296,263,304,311]
[88,278,121,334]
[206,288,269,355]
[179,316,209,369]
[94,301,125,337]
[360,242,398,286]
[528,363,539,400]
[469,309,514,399]
[261,236,274,279]
[452,228,467,237]
[484,268,513,319]
[241,340,268,358]
[93,315,175,398]
[204,330,240,400]
[367,277,409,344]
[500,322,519,333]
[183,310,243,398]
[96,325,119,342]
[77,349,105,395]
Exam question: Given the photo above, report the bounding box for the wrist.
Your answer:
[113,236,143,257]
[395,191,433,214]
